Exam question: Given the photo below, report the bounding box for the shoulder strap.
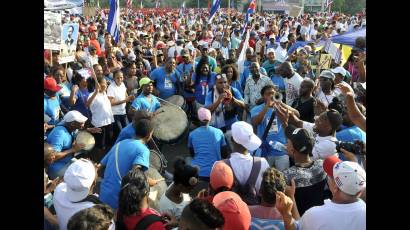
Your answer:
[72,194,103,205]
[246,157,262,185]
[115,142,122,182]
[135,214,163,230]
[222,159,241,184]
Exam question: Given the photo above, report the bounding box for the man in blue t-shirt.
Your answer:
[150,57,181,99]
[115,110,151,144]
[262,48,283,78]
[46,111,89,179]
[130,77,161,114]
[99,119,154,209]
[251,85,289,171]
[44,77,62,125]
[205,74,246,132]
[188,108,228,179]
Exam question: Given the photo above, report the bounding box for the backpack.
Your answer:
[223,157,262,205]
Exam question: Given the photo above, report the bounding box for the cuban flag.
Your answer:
[155,0,160,8]
[325,0,333,12]
[208,0,221,24]
[243,0,256,34]
[179,1,185,17]
[107,0,120,43]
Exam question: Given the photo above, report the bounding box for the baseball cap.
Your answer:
[62,110,88,123]
[189,31,196,36]
[210,161,234,191]
[128,52,137,62]
[64,159,96,202]
[44,77,62,92]
[231,121,261,151]
[323,156,366,196]
[166,41,176,47]
[198,107,212,122]
[280,36,288,43]
[269,34,275,39]
[212,42,221,49]
[319,70,336,81]
[156,41,166,50]
[139,77,154,89]
[331,66,347,77]
[213,191,251,230]
[285,124,313,154]
[267,48,275,54]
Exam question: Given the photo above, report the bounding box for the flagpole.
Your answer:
[228,0,230,9]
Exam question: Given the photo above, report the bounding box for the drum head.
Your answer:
[149,150,163,173]
[152,105,188,143]
[145,168,167,211]
[164,95,185,108]
[75,131,95,151]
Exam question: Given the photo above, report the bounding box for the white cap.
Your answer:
[189,31,196,36]
[64,159,96,202]
[231,121,261,151]
[208,48,216,53]
[269,34,275,39]
[166,41,175,47]
[280,36,288,43]
[63,111,88,123]
[212,41,221,49]
[324,156,366,196]
[331,67,347,77]
[267,48,275,54]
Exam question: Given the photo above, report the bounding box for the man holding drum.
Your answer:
[205,73,246,132]
[150,57,182,99]
[130,77,161,116]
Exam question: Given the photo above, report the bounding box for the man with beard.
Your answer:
[149,57,182,99]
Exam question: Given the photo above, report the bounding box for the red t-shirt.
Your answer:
[249,38,256,50]
[122,208,165,230]
[89,39,102,57]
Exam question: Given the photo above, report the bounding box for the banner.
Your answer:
[44,11,62,50]
[324,40,342,64]
[44,0,84,15]
[59,23,80,64]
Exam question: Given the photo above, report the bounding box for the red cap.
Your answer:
[210,161,234,191]
[213,192,251,230]
[323,155,342,177]
[44,77,62,92]
[88,25,97,32]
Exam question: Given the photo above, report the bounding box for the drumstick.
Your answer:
[156,96,184,110]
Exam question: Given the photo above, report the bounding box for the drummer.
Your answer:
[150,57,181,99]
[114,110,151,144]
[205,74,246,132]
[46,110,101,180]
[130,77,161,115]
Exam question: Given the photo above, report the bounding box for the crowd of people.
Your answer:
[44,6,366,230]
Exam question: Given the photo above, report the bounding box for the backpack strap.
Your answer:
[135,214,163,230]
[222,159,241,184]
[245,157,262,186]
[72,194,103,205]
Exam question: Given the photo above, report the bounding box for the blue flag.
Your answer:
[108,0,120,43]
[208,0,221,24]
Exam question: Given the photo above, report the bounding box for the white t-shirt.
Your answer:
[107,82,127,115]
[275,46,288,63]
[316,90,339,108]
[299,199,366,230]
[53,183,95,230]
[168,46,183,58]
[227,153,270,193]
[302,121,338,160]
[159,185,191,219]
[284,72,303,106]
[88,92,114,127]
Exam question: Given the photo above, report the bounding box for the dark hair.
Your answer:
[260,168,286,205]
[67,204,114,230]
[44,142,54,167]
[134,118,154,139]
[113,69,123,78]
[117,168,149,228]
[173,159,199,187]
[195,57,211,86]
[181,199,225,230]
[51,65,65,77]
[221,64,239,81]
[260,84,276,97]
[328,97,345,115]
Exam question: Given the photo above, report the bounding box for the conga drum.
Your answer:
[164,95,187,112]
[145,168,167,211]
[152,104,188,144]
[75,131,96,151]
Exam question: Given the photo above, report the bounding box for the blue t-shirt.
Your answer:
[100,139,150,209]
[271,74,286,92]
[72,89,91,119]
[176,62,194,97]
[115,123,136,144]
[131,94,161,113]
[57,83,72,110]
[251,218,288,230]
[47,125,74,177]
[191,72,217,105]
[205,87,244,130]
[150,67,181,99]
[230,80,243,97]
[250,104,287,157]
[44,96,61,125]
[188,126,227,177]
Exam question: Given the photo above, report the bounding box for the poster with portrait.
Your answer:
[44,12,62,50]
[59,23,79,64]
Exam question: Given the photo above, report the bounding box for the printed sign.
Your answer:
[59,23,79,64]
[44,11,62,50]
